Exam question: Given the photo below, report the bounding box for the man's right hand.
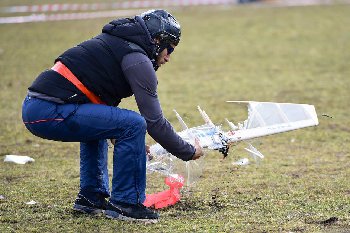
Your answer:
[192,138,204,160]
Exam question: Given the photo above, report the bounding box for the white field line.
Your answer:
[0,0,235,13]
[1,0,350,24]
[0,9,144,24]
[262,0,350,7]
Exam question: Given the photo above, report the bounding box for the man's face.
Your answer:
[156,44,175,68]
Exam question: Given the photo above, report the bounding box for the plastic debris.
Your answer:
[26,200,37,205]
[144,174,184,209]
[244,144,264,159]
[232,158,249,166]
[146,145,175,177]
[0,195,4,200]
[4,155,35,164]
[178,159,204,186]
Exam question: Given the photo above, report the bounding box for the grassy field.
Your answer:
[1,2,350,232]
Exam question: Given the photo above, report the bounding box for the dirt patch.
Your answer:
[318,217,339,226]
[3,175,29,184]
[174,200,206,212]
[306,216,339,226]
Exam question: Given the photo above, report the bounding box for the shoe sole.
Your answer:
[104,210,158,224]
[73,204,104,215]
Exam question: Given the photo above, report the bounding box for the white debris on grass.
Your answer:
[26,200,37,205]
[232,158,249,166]
[4,155,35,164]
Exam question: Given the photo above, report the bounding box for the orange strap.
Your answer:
[51,61,105,104]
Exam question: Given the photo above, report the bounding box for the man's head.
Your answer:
[140,9,181,70]
[155,43,175,68]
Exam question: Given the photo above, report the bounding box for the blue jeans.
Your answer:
[22,96,147,204]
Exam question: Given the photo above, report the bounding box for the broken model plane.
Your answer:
[147,101,319,185]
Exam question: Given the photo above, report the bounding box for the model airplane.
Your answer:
[146,101,319,184]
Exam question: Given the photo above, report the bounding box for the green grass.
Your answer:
[1,2,350,232]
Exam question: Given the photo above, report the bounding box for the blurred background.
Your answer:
[1,1,349,232]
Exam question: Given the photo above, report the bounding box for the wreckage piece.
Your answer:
[147,101,319,184]
[143,174,184,209]
[244,143,264,159]
[4,155,35,164]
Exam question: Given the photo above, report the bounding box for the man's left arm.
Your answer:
[121,52,196,161]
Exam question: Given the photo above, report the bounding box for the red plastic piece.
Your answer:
[143,175,184,209]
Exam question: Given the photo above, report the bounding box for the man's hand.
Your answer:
[192,138,204,160]
[146,144,153,160]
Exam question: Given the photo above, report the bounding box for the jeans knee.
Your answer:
[128,112,146,134]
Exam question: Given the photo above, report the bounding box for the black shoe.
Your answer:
[73,194,107,215]
[105,201,159,223]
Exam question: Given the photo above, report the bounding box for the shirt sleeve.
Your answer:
[121,52,195,161]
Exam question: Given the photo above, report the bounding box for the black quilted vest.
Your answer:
[29,17,156,106]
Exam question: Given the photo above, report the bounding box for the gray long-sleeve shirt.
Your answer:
[121,52,195,161]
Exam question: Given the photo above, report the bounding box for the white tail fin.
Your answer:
[225,118,238,130]
[173,109,188,130]
[197,106,214,126]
